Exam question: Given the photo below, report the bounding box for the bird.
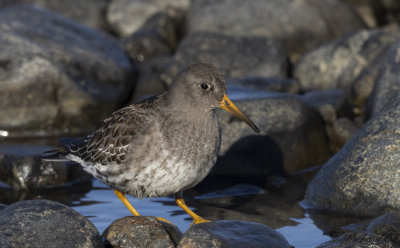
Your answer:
[43,63,260,225]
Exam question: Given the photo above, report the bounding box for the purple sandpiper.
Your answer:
[44,63,259,225]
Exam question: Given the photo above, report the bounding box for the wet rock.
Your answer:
[0,199,102,248]
[367,41,400,117]
[228,77,300,94]
[0,5,134,137]
[188,0,366,57]
[106,0,189,37]
[178,220,291,248]
[304,91,400,216]
[215,92,331,175]
[122,10,183,63]
[163,32,288,85]
[0,203,6,211]
[0,144,91,189]
[367,214,400,246]
[329,118,359,152]
[102,216,182,248]
[317,231,396,248]
[130,56,170,103]
[294,29,399,95]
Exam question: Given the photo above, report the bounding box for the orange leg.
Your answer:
[114,190,173,225]
[175,196,210,225]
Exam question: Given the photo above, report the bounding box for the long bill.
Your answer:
[220,94,260,133]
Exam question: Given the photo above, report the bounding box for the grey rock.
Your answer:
[163,32,288,85]
[122,9,185,63]
[0,5,134,137]
[0,203,6,211]
[101,216,182,248]
[106,0,189,37]
[178,220,291,248]
[368,41,400,117]
[367,214,400,246]
[215,92,331,175]
[0,0,110,31]
[0,144,91,189]
[317,231,396,248]
[228,77,300,94]
[188,0,366,56]
[304,91,400,216]
[294,29,399,95]
[0,199,103,248]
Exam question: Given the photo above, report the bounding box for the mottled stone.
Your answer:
[0,5,134,137]
[102,216,182,248]
[330,118,359,151]
[317,231,396,248]
[106,0,189,37]
[178,220,291,248]
[304,91,400,216]
[0,199,103,248]
[163,32,288,85]
[188,0,366,56]
[294,29,399,95]
[367,214,400,246]
[215,93,331,175]
[368,41,400,117]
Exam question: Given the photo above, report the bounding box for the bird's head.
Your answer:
[169,63,260,133]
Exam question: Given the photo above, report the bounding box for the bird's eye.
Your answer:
[200,83,210,90]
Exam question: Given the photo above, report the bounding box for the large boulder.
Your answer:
[178,220,291,248]
[367,41,400,117]
[317,231,397,248]
[304,91,400,216]
[0,5,134,137]
[187,0,366,56]
[0,0,110,31]
[163,32,288,85]
[0,199,103,248]
[214,92,331,175]
[106,0,189,37]
[294,29,399,98]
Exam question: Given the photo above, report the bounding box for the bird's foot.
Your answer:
[157,217,174,225]
[191,217,211,226]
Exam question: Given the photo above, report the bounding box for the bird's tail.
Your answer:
[41,147,70,162]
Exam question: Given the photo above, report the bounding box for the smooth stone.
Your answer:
[302,89,353,120]
[367,41,400,117]
[102,216,182,248]
[0,0,110,31]
[0,203,6,211]
[317,231,396,248]
[329,118,359,152]
[178,220,291,248]
[187,0,366,56]
[304,91,400,216]
[106,0,189,37]
[294,29,399,95]
[367,214,400,246]
[0,5,134,137]
[0,144,91,189]
[215,92,331,175]
[0,199,103,248]
[163,32,288,85]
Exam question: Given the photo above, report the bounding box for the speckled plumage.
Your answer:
[54,63,230,199]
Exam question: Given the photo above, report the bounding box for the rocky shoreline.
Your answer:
[0,0,400,247]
